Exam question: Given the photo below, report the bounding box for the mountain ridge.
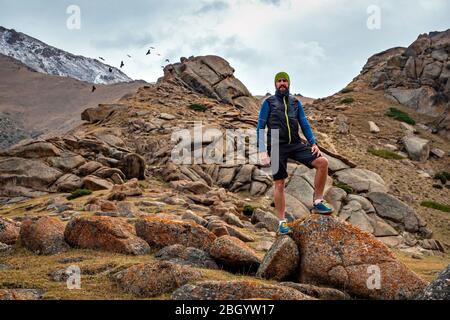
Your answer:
[0,26,133,84]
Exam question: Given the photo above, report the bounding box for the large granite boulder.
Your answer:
[64,216,150,255]
[19,217,69,255]
[290,215,428,299]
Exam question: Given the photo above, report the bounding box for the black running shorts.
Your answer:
[267,143,321,181]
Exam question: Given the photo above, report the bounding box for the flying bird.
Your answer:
[146,50,151,55]
[99,57,105,61]
[92,85,96,93]
[165,59,170,63]
[157,53,161,56]
[120,61,124,68]
[127,54,132,58]
[150,46,155,49]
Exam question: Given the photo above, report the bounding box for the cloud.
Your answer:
[258,0,285,6]
[91,31,155,49]
[195,0,229,14]
[1,0,448,97]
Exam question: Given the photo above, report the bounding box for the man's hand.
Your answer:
[259,151,271,167]
[311,144,322,157]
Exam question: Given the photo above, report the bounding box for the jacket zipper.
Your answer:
[283,96,292,144]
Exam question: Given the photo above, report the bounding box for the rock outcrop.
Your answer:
[359,29,450,138]
[290,215,428,299]
[161,55,260,114]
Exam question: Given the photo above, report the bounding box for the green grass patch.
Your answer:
[340,97,355,104]
[340,87,354,94]
[243,204,256,217]
[433,171,450,184]
[333,181,354,194]
[420,201,450,213]
[385,107,416,125]
[67,189,92,200]
[189,103,208,112]
[367,147,405,160]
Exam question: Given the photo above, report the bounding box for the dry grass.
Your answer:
[0,247,276,300]
[393,249,449,282]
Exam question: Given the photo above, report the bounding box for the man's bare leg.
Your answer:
[273,179,286,220]
[311,157,329,201]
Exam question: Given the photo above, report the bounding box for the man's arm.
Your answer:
[297,100,317,146]
[257,100,270,152]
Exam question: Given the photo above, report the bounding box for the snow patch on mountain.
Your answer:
[0,26,133,84]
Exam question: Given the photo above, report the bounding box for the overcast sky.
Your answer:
[0,0,449,97]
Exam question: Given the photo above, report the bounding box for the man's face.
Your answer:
[276,78,289,92]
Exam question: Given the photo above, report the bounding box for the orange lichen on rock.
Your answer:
[64,216,150,255]
[135,217,216,252]
[289,215,428,299]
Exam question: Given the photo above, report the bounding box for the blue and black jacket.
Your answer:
[257,89,317,152]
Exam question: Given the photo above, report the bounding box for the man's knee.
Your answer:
[274,179,286,190]
[312,156,328,169]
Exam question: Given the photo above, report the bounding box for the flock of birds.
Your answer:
[91,46,171,93]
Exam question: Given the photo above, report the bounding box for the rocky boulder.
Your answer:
[0,289,43,300]
[81,103,127,124]
[256,236,299,281]
[135,217,216,252]
[0,157,63,197]
[1,141,61,158]
[417,264,450,300]
[172,280,314,300]
[64,216,150,255]
[0,242,14,256]
[0,218,20,245]
[209,235,261,273]
[155,244,219,269]
[119,153,146,180]
[19,217,69,255]
[290,215,428,299]
[111,261,202,298]
[334,168,387,193]
[401,135,430,162]
[251,208,279,232]
[50,174,83,192]
[280,282,351,300]
[367,192,427,234]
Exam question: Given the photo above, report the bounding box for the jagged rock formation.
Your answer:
[161,55,260,114]
[357,29,450,138]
